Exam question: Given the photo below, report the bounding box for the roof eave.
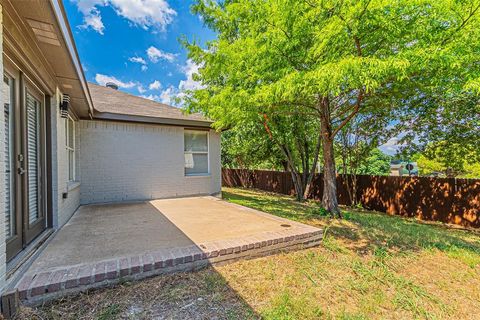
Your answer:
[49,0,94,119]
[93,111,214,128]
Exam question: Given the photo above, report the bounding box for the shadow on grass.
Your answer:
[337,210,480,258]
[17,268,259,320]
[223,188,480,261]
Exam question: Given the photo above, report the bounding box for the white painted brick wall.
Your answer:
[79,120,221,204]
[55,90,81,227]
[0,5,79,287]
[0,3,7,289]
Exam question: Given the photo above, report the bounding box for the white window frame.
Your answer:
[184,129,210,176]
[65,115,76,182]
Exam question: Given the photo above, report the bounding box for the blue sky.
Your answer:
[64,0,215,105]
[64,0,400,156]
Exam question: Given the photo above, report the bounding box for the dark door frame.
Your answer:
[45,95,53,229]
[22,76,46,244]
[4,59,50,262]
[4,65,22,261]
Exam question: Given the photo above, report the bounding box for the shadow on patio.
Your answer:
[14,196,322,318]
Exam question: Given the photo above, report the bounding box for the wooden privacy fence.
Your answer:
[222,168,480,228]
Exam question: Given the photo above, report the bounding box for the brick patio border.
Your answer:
[15,225,322,305]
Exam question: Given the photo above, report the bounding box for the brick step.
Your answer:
[15,228,322,305]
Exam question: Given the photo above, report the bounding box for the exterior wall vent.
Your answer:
[60,94,70,118]
[27,19,61,47]
[106,82,119,90]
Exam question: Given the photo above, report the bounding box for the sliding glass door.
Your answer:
[24,86,45,244]
[3,64,46,262]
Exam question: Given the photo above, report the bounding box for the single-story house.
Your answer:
[0,2,323,314]
[0,0,220,296]
[389,160,418,176]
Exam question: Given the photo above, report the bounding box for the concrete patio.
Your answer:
[14,197,322,304]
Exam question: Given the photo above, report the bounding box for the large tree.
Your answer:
[400,92,480,164]
[183,0,480,216]
[222,111,322,201]
[221,122,284,170]
[336,112,394,204]
[261,112,322,201]
[414,142,480,178]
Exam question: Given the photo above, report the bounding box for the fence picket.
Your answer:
[222,168,480,228]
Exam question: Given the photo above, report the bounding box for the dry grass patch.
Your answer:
[15,187,480,319]
[16,269,257,320]
[219,188,480,319]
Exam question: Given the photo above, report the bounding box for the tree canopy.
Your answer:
[414,142,480,178]
[184,0,480,215]
[221,121,284,170]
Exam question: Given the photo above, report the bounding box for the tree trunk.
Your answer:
[321,137,341,217]
[290,171,305,202]
[269,121,321,203]
[352,174,358,206]
[281,145,306,202]
[320,97,341,217]
[302,132,322,200]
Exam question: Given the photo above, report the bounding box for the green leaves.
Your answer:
[416,141,480,177]
[184,0,480,179]
[465,78,480,95]
[185,0,479,120]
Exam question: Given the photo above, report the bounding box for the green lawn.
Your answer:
[221,188,480,319]
[18,188,480,320]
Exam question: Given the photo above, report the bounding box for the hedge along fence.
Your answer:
[222,168,480,228]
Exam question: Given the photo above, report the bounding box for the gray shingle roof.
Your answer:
[88,82,211,126]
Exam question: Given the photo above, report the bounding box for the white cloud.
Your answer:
[147,46,177,63]
[141,94,161,101]
[129,56,147,65]
[74,0,176,34]
[83,13,105,34]
[379,137,403,156]
[140,87,175,105]
[137,85,146,94]
[159,86,177,105]
[149,80,162,90]
[129,56,148,71]
[95,73,136,88]
[178,59,204,92]
[122,60,204,107]
[110,0,176,31]
[75,0,106,34]
[152,60,204,107]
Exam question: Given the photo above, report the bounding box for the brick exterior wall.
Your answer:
[79,120,221,204]
[52,90,81,228]
[0,3,7,290]
[0,82,78,289]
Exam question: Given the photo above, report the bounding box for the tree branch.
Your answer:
[332,88,364,137]
[442,2,480,46]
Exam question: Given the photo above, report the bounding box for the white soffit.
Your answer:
[27,18,61,47]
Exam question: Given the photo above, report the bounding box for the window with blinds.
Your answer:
[26,92,40,226]
[3,75,15,238]
[184,130,209,175]
[65,116,75,181]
